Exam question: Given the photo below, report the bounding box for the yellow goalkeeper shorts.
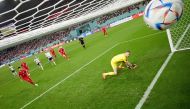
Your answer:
[111,61,125,69]
[111,61,117,69]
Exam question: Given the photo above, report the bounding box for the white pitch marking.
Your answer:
[20,43,119,109]
[135,52,174,109]
[135,24,190,109]
[20,31,163,109]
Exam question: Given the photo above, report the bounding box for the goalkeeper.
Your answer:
[102,51,137,80]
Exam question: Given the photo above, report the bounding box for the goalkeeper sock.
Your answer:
[102,72,116,80]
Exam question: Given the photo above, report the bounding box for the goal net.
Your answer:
[0,0,145,49]
[167,0,190,52]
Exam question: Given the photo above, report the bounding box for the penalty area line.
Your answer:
[20,31,163,109]
[20,43,119,109]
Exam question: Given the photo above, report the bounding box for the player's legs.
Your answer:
[49,57,56,65]
[14,71,17,76]
[80,42,85,48]
[51,59,56,65]
[38,63,44,70]
[118,62,125,69]
[102,62,117,79]
[23,77,34,85]
[23,77,38,86]
[81,43,86,48]
[62,53,69,60]
[12,70,17,76]
[103,31,108,36]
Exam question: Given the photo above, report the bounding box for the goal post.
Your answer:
[167,24,190,52]
[166,29,176,52]
[166,0,190,52]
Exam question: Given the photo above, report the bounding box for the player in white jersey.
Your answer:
[8,64,17,76]
[45,52,56,65]
[34,56,44,70]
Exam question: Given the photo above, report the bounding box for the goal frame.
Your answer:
[166,24,190,53]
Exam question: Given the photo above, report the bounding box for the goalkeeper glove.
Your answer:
[127,64,137,69]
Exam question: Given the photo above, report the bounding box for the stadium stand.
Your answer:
[0,1,149,65]
[97,2,147,24]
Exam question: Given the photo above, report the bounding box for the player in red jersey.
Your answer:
[58,46,69,60]
[101,26,108,36]
[21,62,29,71]
[50,48,56,58]
[18,67,38,86]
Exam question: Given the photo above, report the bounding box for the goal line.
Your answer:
[135,23,190,109]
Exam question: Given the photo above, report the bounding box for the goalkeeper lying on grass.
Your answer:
[102,50,137,80]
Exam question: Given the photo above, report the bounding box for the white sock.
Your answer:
[40,65,44,70]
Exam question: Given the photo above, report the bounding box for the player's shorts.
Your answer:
[80,41,84,45]
[48,57,53,61]
[11,70,17,75]
[37,62,41,66]
[111,61,125,69]
[111,61,117,69]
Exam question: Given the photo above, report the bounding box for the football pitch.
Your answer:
[0,17,190,109]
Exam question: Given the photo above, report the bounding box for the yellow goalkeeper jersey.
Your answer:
[111,53,127,63]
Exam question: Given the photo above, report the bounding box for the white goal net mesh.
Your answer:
[168,0,190,52]
[0,0,117,40]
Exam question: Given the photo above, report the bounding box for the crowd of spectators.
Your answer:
[97,1,150,24]
[0,0,150,65]
[0,29,70,65]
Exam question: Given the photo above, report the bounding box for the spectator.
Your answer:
[0,1,150,65]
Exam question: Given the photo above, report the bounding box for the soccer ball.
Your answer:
[144,0,184,30]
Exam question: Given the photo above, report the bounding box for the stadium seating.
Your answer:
[0,1,149,65]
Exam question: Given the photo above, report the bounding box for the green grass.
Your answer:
[142,50,190,109]
[0,17,189,109]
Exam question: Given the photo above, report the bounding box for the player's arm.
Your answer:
[26,70,30,76]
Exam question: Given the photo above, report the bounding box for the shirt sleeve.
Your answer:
[123,56,127,62]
